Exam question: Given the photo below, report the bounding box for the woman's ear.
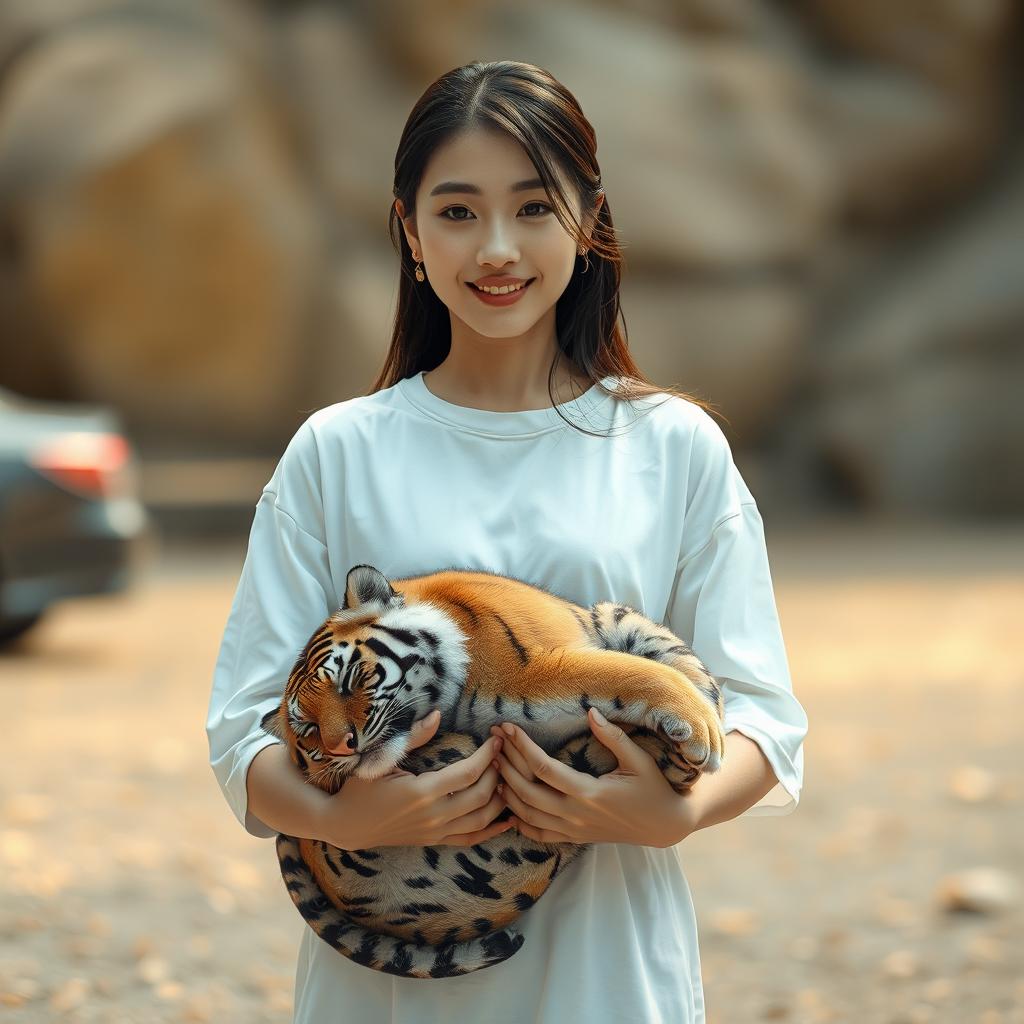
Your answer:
[395,199,421,257]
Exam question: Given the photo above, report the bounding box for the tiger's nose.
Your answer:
[324,732,357,755]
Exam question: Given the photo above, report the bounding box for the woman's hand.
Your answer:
[488,708,699,849]
[318,710,514,850]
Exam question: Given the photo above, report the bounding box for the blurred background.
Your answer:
[0,1,1021,1021]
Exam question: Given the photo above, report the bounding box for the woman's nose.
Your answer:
[479,229,519,264]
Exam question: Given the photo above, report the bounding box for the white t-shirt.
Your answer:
[206,370,808,1024]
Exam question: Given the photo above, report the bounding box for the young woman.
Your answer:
[206,60,807,1023]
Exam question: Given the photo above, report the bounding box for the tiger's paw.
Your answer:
[654,706,724,776]
[657,717,693,745]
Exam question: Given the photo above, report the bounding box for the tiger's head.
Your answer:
[260,564,463,792]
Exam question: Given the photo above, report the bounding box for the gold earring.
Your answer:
[412,250,425,282]
[578,243,590,274]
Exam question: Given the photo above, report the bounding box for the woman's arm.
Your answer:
[676,731,780,837]
[245,743,334,841]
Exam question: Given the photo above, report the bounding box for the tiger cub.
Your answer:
[260,563,725,980]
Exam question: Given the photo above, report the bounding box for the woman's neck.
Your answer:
[422,353,591,413]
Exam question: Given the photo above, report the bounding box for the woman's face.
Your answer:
[397,128,592,341]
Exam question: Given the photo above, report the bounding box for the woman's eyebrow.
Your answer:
[429,177,545,196]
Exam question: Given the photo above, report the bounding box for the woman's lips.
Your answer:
[467,278,536,306]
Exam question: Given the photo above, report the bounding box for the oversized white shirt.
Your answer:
[206,370,807,1024]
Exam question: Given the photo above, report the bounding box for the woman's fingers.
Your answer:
[431,735,501,798]
[494,749,584,831]
[444,763,500,819]
[441,790,512,845]
[499,776,577,840]
[494,723,593,799]
[490,724,535,781]
[440,819,514,847]
[507,815,574,845]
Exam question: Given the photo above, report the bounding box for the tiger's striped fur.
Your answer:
[260,564,725,979]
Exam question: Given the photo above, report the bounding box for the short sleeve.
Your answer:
[205,424,337,839]
[663,413,807,817]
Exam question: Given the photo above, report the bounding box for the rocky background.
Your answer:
[0,0,1021,519]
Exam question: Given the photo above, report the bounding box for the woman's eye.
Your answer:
[439,202,551,221]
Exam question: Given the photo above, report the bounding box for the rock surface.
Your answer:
[0,0,1019,510]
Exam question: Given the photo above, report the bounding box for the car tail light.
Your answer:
[29,432,134,500]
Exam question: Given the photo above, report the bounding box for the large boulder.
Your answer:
[809,162,1024,515]
[796,0,1015,223]
[621,276,808,443]
[0,0,322,448]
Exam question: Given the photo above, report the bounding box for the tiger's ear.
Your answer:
[343,564,400,609]
[260,705,286,739]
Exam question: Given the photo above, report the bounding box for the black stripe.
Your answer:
[372,623,420,646]
[307,635,335,659]
[362,636,395,659]
[399,901,449,915]
[449,598,480,625]
[665,643,693,656]
[492,613,529,665]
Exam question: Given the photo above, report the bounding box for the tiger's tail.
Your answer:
[275,835,525,979]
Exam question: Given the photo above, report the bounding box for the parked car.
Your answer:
[0,385,153,645]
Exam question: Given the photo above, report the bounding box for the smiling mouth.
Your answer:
[468,278,536,294]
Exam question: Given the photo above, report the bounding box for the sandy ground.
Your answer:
[0,520,1021,1023]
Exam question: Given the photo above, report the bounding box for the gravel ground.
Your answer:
[0,521,1021,1023]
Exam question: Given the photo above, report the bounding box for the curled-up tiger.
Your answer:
[260,563,725,980]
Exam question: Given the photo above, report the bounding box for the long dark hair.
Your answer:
[369,60,720,434]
